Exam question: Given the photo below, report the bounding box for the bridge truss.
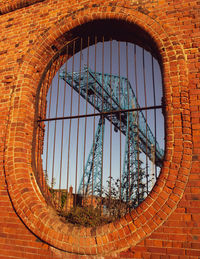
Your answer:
[60,66,164,203]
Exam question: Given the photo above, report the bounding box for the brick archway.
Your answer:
[4,5,191,255]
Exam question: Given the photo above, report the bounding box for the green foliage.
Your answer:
[47,176,56,199]
[58,178,129,227]
[100,177,128,219]
[60,192,67,209]
[56,174,146,227]
[59,205,112,227]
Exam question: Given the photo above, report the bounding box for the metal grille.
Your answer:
[35,35,164,219]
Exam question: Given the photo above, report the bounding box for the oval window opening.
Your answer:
[34,20,165,227]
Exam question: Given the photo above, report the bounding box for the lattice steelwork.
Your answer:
[60,67,164,203]
[35,36,165,214]
[80,116,105,197]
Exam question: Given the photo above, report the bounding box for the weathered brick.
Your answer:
[0,0,199,258]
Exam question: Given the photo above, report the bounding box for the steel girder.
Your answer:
[60,67,164,198]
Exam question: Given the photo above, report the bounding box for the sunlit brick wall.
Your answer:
[0,0,199,258]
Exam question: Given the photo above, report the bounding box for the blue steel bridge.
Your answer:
[60,66,164,203]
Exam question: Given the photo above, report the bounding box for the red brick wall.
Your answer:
[0,0,199,258]
[0,0,45,15]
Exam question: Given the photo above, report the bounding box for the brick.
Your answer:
[0,0,199,258]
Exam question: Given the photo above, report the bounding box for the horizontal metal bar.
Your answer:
[37,105,163,122]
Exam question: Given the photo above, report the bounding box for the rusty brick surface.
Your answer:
[0,0,45,14]
[0,0,199,258]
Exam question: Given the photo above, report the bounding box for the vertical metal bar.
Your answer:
[42,80,49,194]
[66,40,76,194]
[82,36,90,199]
[45,71,52,193]
[109,38,112,208]
[100,36,105,212]
[39,76,47,189]
[45,60,57,198]
[74,38,83,205]
[51,54,63,192]
[41,83,45,188]
[126,42,131,205]
[142,48,148,202]
[91,35,97,204]
[59,46,69,207]
[134,45,140,207]
[152,55,157,180]
[118,41,122,202]
[37,82,44,189]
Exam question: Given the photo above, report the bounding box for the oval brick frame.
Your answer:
[4,6,192,255]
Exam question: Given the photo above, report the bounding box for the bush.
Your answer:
[59,205,112,227]
[57,175,145,227]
